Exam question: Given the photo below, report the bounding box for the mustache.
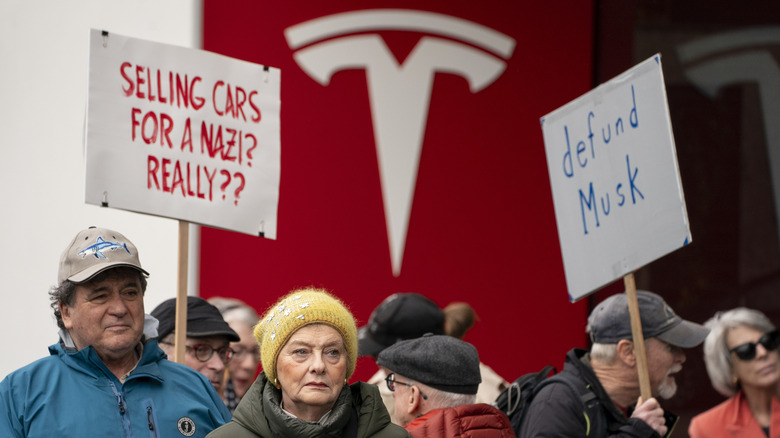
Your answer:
[667,364,683,375]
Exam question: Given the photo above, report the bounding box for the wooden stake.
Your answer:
[173,221,189,364]
[624,272,652,402]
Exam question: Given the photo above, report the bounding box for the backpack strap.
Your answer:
[495,365,556,416]
[534,372,601,437]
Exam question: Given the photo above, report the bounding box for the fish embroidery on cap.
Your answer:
[78,236,130,259]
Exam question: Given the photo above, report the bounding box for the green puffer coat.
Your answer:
[206,372,410,438]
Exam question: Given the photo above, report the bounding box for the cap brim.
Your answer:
[656,319,709,348]
[69,263,150,284]
[358,326,388,357]
[188,329,241,343]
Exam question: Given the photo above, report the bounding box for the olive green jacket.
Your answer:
[206,372,410,438]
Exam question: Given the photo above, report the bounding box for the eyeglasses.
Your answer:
[231,346,260,362]
[186,344,234,364]
[385,373,427,400]
[730,330,780,361]
[161,341,233,364]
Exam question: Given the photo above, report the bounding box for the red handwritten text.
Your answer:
[212,81,261,123]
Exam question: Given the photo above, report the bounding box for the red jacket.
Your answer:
[689,391,780,438]
[404,403,514,438]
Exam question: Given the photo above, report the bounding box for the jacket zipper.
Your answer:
[146,403,159,438]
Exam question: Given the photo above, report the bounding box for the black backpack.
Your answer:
[493,365,600,437]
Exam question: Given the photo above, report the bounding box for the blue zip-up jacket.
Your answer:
[0,338,231,437]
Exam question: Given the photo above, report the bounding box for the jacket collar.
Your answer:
[50,315,165,385]
[231,373,398,437]
[725,391,780,435]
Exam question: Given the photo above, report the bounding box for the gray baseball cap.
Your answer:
[58,226,149,284]
[588,290,709,348]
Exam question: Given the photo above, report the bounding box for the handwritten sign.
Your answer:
[85,29,280,238]
[541,54,691,302]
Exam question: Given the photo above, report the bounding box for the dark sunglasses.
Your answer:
[384,373,427,400]
[730,330,780,361]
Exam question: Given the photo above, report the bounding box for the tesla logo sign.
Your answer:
[678,27,780,258]
[286,9,515,276]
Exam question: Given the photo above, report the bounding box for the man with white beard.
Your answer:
[520,291,709,438]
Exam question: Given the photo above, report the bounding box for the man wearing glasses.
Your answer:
[152,296,240,394]
[376,333,514,437]
[0,226,231,437]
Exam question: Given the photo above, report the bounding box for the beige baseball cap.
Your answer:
[58,226,149,284]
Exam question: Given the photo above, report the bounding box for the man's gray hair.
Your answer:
[586,319,619,363]
[208,296,259,328]
[703,307,775,397]
[401,375,477,408]
[589,342,619,363]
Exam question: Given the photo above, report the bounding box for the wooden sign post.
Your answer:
[624,272,652,401]
[173,221,189,364]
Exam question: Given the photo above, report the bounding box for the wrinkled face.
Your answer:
[645,337,686,399]
[276,324,347,420]
[389,373,417,426]
[160,335,231,391]
[60,268,145,364]
[228,322,260,399]
[727,325,780,390]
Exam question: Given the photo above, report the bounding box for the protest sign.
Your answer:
[85,29,280,238]
[541,54,691,302]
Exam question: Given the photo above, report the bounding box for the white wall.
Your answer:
[0,0,201,379]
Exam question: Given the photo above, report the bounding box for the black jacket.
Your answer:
[519,348,670,438]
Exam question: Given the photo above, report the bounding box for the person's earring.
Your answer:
[344,378,348,386]
[732,375,739,386]
[274,378,281,389]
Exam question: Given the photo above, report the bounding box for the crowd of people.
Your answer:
[0,226,778,437]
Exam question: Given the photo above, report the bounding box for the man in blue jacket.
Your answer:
[0,226,231,437]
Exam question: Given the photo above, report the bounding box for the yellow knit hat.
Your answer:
[254,288,358,386]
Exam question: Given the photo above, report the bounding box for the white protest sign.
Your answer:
[541,54,691,302]
[85,29,280,238]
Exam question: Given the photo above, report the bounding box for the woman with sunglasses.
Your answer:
[689,308,780,438]
[207,288,410,438]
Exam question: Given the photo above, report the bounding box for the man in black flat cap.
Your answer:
[376,334,513,437]
[359,293,446,422]
[152,296,239,393]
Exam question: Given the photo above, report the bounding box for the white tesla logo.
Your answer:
[286,9,515,276]
[678,27,780,255]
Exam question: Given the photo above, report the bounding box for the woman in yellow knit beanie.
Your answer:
[207,287,410,438]
[255,288,359,386]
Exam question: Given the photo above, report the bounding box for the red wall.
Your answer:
[200,0,594,383]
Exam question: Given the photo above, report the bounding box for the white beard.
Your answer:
[657,378,677,399]
[657,364,682,399]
